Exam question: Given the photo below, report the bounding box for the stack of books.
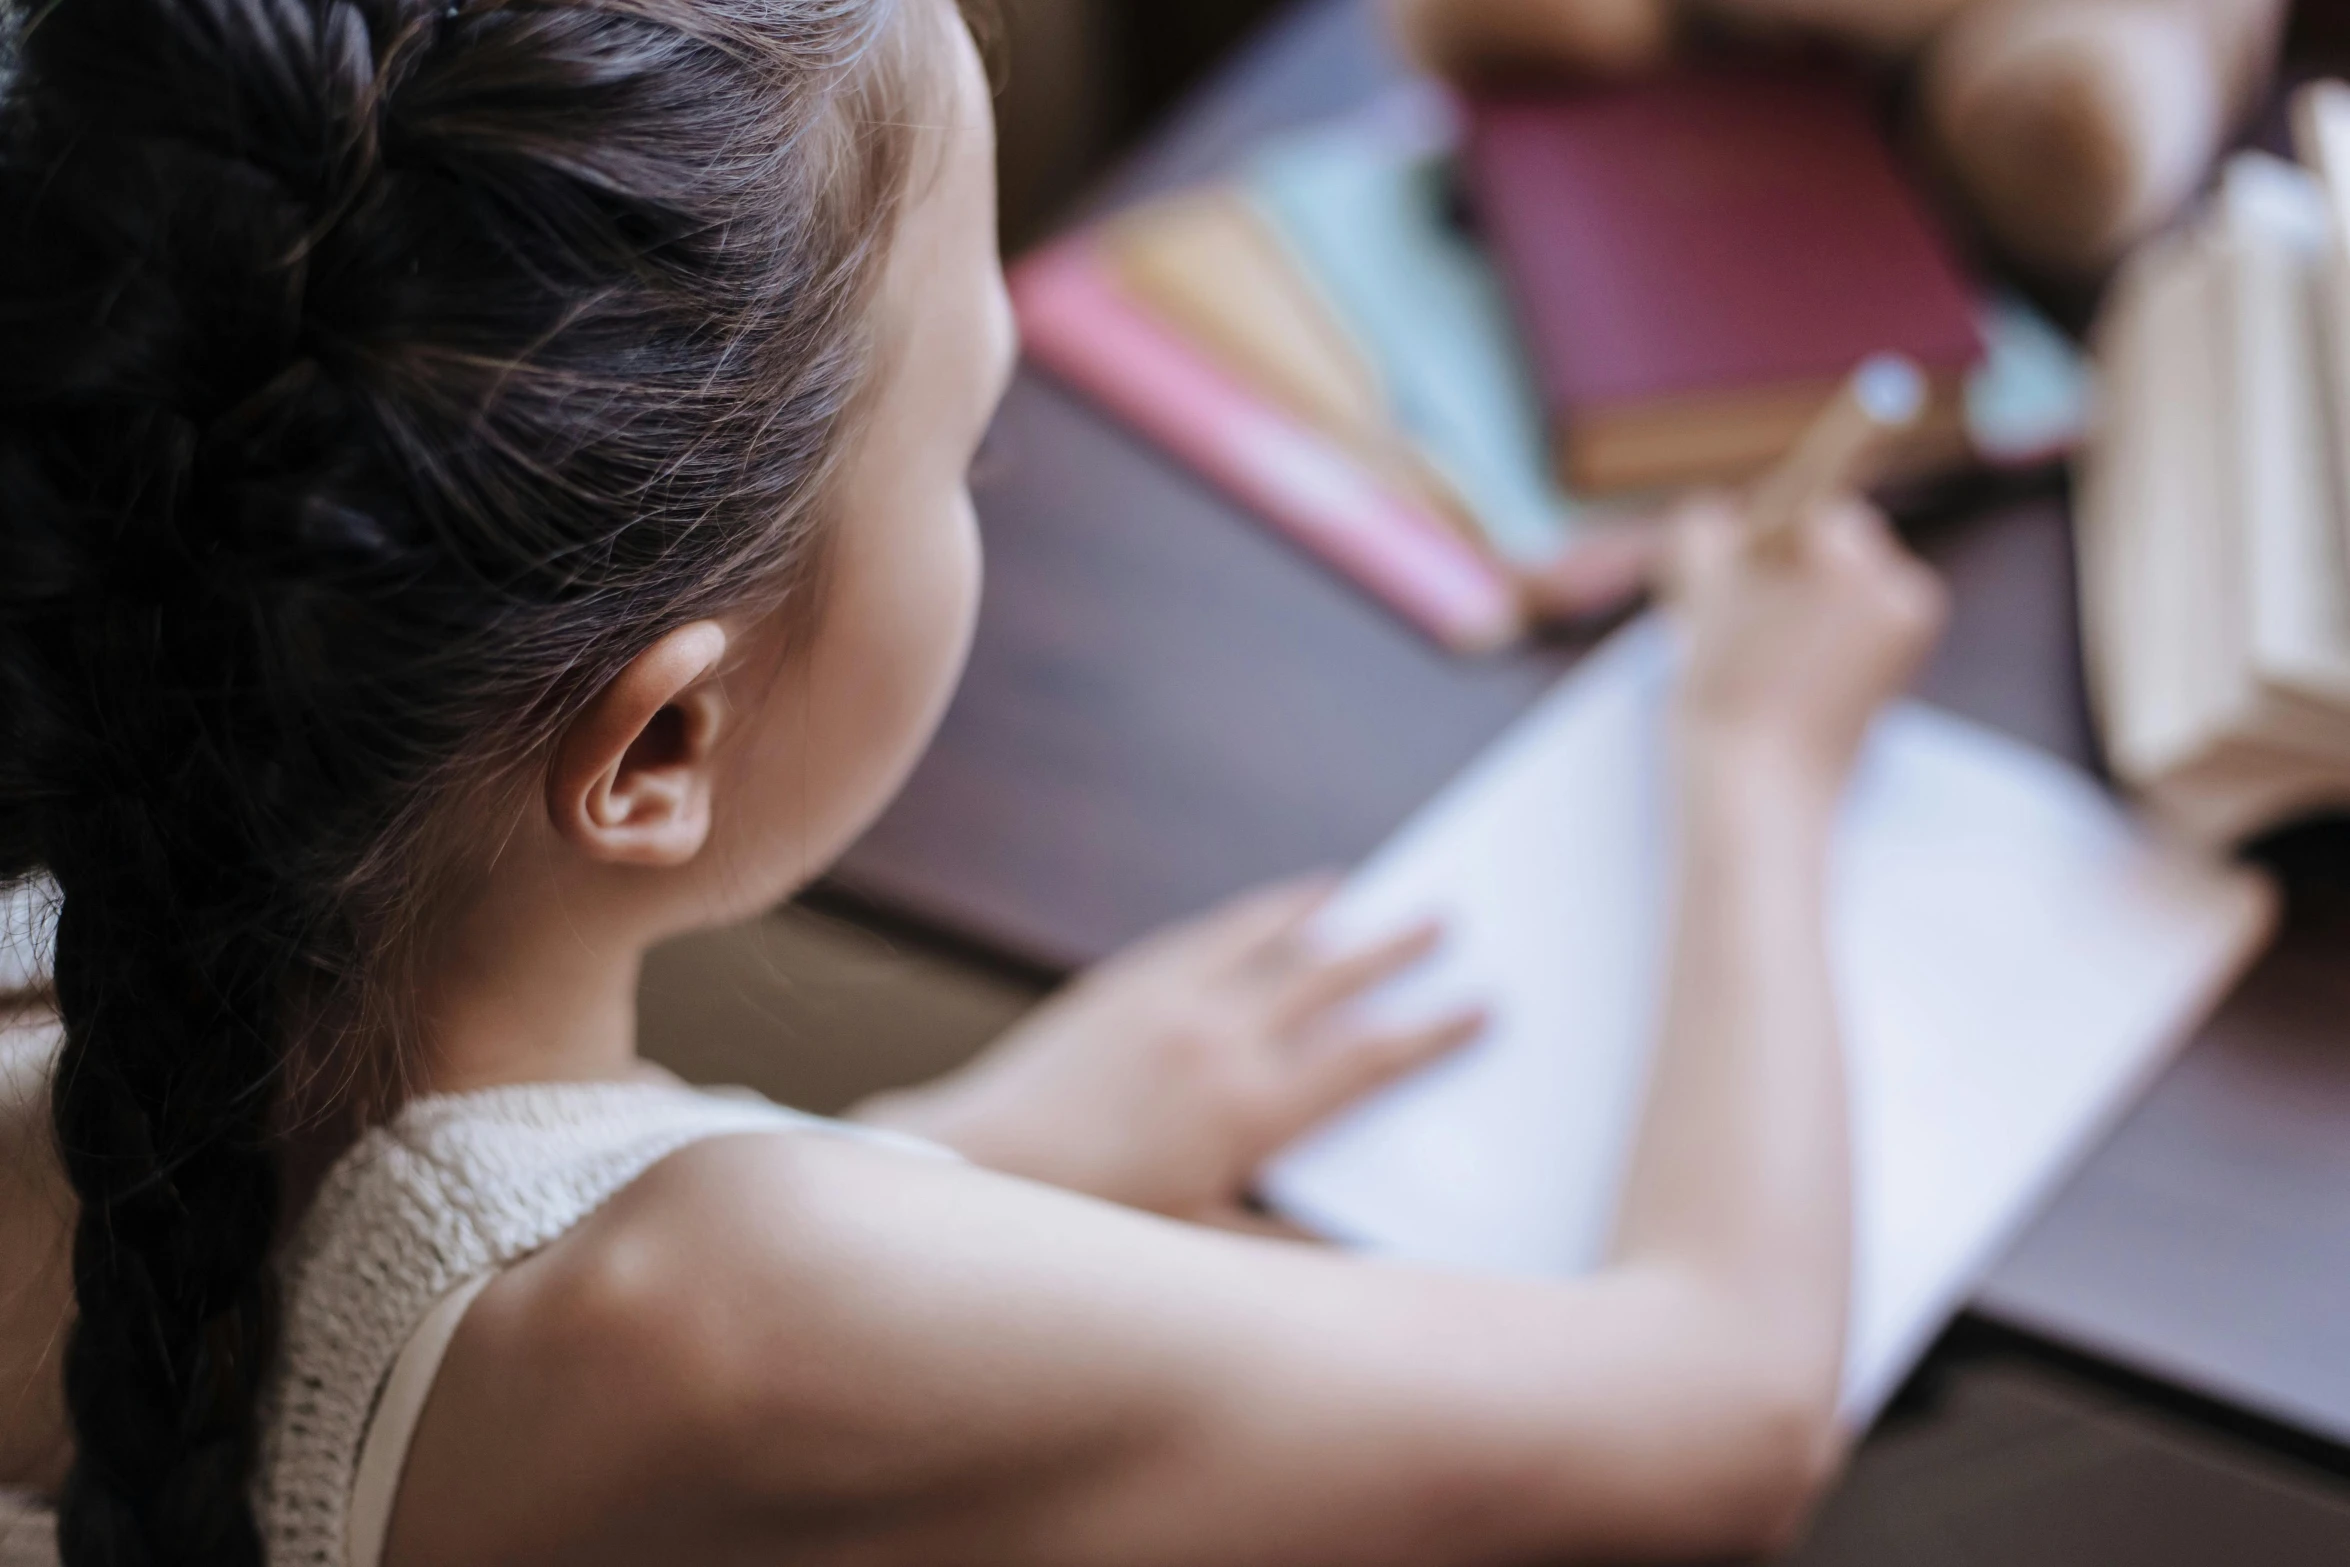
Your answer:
[2077,83,2350,844]
[1011,94,1560,653]
[1015,71,2089,651]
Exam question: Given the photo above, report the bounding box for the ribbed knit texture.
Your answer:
[263,1077,956,1565]
[6,1075,946,1566]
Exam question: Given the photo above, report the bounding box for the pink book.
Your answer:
[1009,239,1525,654]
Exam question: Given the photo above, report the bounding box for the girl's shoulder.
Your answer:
[265,1076,954,1567]
[371,1111,1022,1565]
[285,1074,927,1275]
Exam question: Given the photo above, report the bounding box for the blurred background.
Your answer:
[992,0,1285,247]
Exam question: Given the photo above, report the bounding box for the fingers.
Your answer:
[1805,497,1907,571]
[1517,526,1662,623]
[1276,1007,1488,1141]
[1268,918,1443,1031]
[1669,492,1939,614]
[1868,529,1950,645]
[1658,492,1744,603]
[1804,501,1950,647]
[1179,874,1337,969]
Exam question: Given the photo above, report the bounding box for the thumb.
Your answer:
[1659,494,1743,606]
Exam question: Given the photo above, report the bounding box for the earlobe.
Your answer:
[549,622,733,868]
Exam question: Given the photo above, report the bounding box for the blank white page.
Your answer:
[1262,619,2275,1422]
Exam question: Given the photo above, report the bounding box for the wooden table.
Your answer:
[841,0,2350,1448]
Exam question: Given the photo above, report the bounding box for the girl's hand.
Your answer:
[856,879,1482,1229]
[1663,495,1948,795]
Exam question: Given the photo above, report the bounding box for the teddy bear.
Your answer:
[1390,0,2294,276]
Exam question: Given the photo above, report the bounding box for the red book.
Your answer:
[1466,66,1984,494]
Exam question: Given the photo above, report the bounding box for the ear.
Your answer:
[549,621,733,868]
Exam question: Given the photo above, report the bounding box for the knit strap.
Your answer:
[257,1078,945,1566]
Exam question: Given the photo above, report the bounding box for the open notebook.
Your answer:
[1262,620,2275,1422]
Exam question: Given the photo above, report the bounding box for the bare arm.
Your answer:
[1604,749,1848,1460]
[392,502,1944,1567]
[397,1140,1836,1567]
[1606,499,1945,1463]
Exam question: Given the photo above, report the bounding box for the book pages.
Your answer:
[2096,232,2246,785]
[2078,143,2350,842]
[1263,621,2274,1425]
[2218,158,2350,742]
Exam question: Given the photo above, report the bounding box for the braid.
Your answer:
[0,0,929,1557]
[5,3,387,1543]
[49,831,287,1563]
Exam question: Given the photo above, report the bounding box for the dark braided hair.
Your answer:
[0,0,933,1556]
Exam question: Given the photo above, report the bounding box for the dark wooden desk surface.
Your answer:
[841,0,2350,1445]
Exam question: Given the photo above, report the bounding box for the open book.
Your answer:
[1262,621,2274,1423]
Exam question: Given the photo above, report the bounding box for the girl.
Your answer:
[0,0,1945,1563]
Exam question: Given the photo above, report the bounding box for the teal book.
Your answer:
[1247,105,1575,566]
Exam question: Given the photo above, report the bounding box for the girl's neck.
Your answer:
[416,878,657,1096]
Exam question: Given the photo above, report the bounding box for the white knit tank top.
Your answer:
[0,1076,950,1567]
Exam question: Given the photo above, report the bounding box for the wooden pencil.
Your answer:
[1747,353,1927,558]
